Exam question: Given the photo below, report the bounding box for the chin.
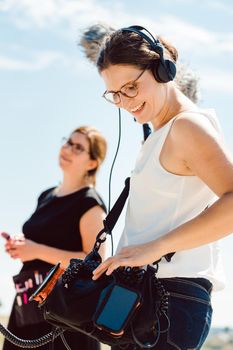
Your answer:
[59,157,68,169]
[134,115,151,125]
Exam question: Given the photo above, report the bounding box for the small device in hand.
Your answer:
[1,232,11,240]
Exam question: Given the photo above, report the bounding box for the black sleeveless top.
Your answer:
[21,186,106,272]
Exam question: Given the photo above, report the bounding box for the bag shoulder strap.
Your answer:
[103,177,130,233]
[97,177,175,262]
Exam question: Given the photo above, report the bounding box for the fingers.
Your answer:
[92,254,132,280]
[92,257,113,280]
[10,252,19,259]
[5,241,15,252]
[14,233,25,242]
[6,247,19,259]
[5,240,21,257]
[5,237,24,250]
[92,244,146,280]
[3,235,24,260]
[105,259,127,276]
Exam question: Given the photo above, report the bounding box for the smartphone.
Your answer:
[1,232,11,240]
[94,284,141,335]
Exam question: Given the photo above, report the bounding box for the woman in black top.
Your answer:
[2,125,107,350]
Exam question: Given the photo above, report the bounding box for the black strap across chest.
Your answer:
[99,177,175,262]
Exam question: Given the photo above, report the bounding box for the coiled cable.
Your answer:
[0,323,63,348]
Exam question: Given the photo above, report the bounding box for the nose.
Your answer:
[63,143,70,149]
[61,143,73,154]
[118,93,132,109]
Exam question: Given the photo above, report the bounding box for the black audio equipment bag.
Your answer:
[30,178,174,349]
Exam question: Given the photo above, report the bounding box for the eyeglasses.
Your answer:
[102,69,147,105]
[61,137,90,155]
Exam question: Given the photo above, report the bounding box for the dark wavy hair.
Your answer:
[79,24,200,103]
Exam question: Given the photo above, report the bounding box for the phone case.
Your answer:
[29,262,64,304]
[93,284,141,335]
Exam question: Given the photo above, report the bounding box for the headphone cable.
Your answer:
[107,107,122,255]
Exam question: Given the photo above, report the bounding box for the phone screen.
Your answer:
[95,285,139,333]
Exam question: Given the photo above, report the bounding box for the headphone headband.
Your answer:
[121,25,164,56]
[120,25,176,83]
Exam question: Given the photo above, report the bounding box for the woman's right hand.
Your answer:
[1,231,13,256]
[3,233,25,259]
[92,240,165,280]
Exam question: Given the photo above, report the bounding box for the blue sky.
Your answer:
[0,0,233,328]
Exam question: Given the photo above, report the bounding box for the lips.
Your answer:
[130,102,145,113]
[129,102,146,115]
[60,155,71,163]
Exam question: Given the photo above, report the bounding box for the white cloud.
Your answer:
[0,0,232,76]
[199,69,233,93]
[166,0,233,14]
[149,15,233,56]
[0,0,126,29]
[0,48,93,74]
[0,51,64,70]
[207,0,233,14]
[0,0,59,28]
[1,0,233,56]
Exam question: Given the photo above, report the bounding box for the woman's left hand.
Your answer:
[92,241,163,280]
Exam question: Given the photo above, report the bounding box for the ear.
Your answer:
[87,159,98,172]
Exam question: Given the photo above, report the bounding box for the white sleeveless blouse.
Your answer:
[117,109,225,291]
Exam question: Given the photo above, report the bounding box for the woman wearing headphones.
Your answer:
[91,26,233,349]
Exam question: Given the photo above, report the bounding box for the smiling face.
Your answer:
[101,64,168,129]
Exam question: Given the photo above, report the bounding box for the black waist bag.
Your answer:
[13,268,48,327]
[33,250,169,349]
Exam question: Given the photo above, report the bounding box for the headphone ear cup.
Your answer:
[153,59,176,83]
[165,59,176,81]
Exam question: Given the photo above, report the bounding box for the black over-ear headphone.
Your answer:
[121,25,176,83]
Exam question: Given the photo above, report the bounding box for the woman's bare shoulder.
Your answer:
[170,111,221,142]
